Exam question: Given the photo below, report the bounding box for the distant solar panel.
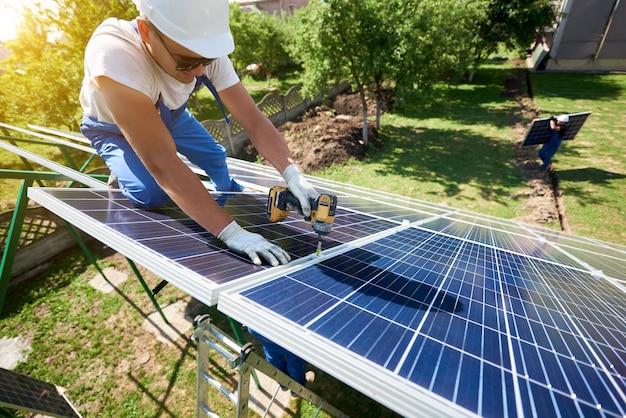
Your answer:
[26,159,626,417]
[0,368,80,417]
[521,112,592,147]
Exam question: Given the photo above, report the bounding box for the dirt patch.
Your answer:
[505,61,568,229]
[239,91,385,173]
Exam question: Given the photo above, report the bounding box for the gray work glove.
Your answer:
[218,221,290,266]
[282,164,319,217]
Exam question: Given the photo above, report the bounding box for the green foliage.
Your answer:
[381,0,483,96]
[0,0,137,130]
[0,0,519,133]
[471,0,556,72]
[286,0,481,143]
[228,5,291,80]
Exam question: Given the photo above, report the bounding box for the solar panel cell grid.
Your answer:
[220,226,626,417]
[0,368,79,417]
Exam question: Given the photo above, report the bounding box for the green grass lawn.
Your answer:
[316,63,626,246]
[529,72,626,245]
[318,61,530,220]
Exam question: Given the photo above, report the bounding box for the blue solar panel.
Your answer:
[26,187,421,305]
[521,112,592,147]
[219,226,626,417]
[26,158,626,417]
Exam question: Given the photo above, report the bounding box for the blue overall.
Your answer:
[81,21,242,208]
[81,76,243,208]
[247,329,306,387]
[538,124,566,170]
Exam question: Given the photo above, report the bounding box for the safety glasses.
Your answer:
[150,24,215,71]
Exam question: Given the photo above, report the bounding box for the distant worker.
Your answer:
[79,0,318,266]
[539,114,568,170]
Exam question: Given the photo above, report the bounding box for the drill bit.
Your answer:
[315,236,323,256]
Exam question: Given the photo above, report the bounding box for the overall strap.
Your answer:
[195,75,230,124]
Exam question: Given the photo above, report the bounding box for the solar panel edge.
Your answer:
[227,158,457,215]
[217,293,482,418]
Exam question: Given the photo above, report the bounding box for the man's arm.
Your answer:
[219,82,318,216]
[549,117,561,131]
[95,76,289,265]
[94,76,234,236]
[219,82,295,173]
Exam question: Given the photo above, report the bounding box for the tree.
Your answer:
[0,0,136,130]
[228,5,290,84]
[288,0,386,144]
[468,0,557,80]
[287,0,481,144]
[379,0,482,106]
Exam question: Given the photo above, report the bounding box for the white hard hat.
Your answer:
[134,0,234,58]
[556,115,569,123]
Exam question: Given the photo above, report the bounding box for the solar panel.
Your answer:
[26,159,626,417]
[27,187,421,306]
[0,368,81,417]
[521,112,592,147]
[219,224,626,418]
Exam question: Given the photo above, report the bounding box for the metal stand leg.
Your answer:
[192,315,349,418]
[64,222,168,324]
[0,179,32,315]
[125,258,169,324]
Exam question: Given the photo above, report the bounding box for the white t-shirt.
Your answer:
[80,18,240,124]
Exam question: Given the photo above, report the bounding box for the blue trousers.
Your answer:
[81,106,240,208]
[248,329,306,385]
[538,132,562,170]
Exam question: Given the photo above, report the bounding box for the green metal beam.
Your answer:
[0,169,108,182]
[0,178,32,315]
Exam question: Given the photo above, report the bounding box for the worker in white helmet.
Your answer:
[79,0,318,266]
[538,114,569,170]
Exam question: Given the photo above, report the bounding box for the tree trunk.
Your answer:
[358,88,369,145]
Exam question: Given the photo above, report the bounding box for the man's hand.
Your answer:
[218,221,290,266]
[282,164,318,217]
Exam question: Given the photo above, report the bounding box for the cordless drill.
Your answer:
[266,186,337,255]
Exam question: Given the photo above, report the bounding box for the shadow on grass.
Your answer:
[373,124,523,205]
[556,167,626,208]
[557,167,626,184]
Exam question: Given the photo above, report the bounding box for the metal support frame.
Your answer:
[0,131,168,323]
[0,170,109,315]
[0,174,33,315]
[192,315,349,418]
[125,258,169,324]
